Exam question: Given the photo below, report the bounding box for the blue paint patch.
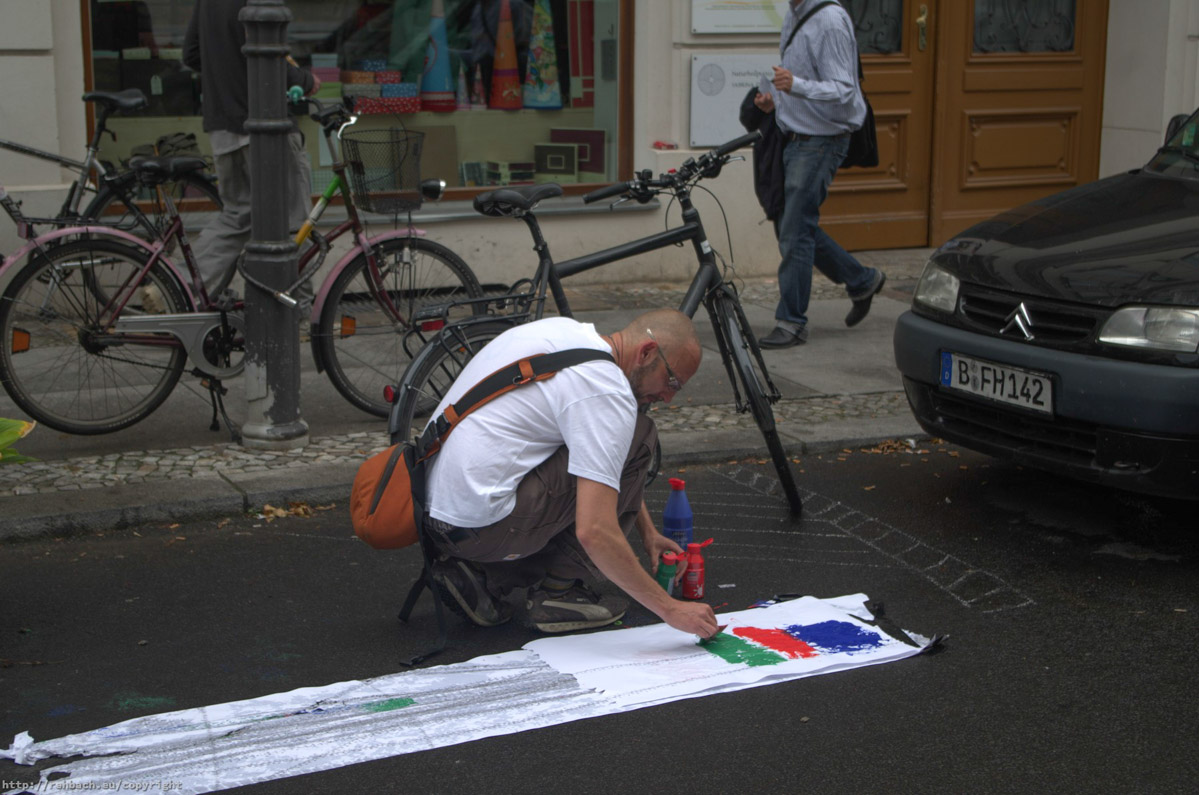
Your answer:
[785,621,885,655]
[48,705,84,718]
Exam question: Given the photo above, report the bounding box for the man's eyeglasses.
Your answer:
[645,328,682,392]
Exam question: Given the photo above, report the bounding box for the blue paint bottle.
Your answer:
[662,477,693,550]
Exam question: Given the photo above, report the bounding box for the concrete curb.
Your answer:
[0,420,928,543]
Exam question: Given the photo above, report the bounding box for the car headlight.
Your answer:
[1099,306,1199,353]
[913,261,960,314]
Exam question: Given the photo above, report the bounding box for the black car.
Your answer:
[893,113,1199,499]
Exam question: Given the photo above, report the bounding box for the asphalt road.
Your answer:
[2,445,1196,794]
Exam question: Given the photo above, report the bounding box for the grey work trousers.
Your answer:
[426,414,658,599]
[191,130,312,295]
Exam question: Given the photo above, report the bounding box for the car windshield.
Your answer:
[1146,111,1199,175]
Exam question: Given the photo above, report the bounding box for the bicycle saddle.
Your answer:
[473,183,564,217]
[82,89,149,113]
[128,155,209,183]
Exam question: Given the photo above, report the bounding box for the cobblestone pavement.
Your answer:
[0,249,931,499]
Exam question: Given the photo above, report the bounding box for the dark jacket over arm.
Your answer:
[740,86,785,223]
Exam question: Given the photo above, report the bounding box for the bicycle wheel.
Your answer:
[316,237,483,417]
[710,290,802,514]
[83,171,222,244]
[389,319,516,445]
[0,239,188,434]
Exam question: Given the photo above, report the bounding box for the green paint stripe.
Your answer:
[362,697,416,713]
[699,633,787,667]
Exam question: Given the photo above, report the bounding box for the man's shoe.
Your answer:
[527,583,628,633]
[845,271,887,327]
[758,325,807,349]
[431,559,512,627]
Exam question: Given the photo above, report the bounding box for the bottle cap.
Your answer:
[668,477,686,490]
[661,552,681,564]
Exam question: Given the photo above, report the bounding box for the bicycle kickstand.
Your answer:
[199,374,242,443]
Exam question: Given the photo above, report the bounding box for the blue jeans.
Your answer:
[775,133,877,329]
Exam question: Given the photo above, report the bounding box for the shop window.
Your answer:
[87,0,625,195]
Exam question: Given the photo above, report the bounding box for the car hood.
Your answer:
[935,169,1199,307]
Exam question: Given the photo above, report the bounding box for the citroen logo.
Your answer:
[1001,303,1035,340]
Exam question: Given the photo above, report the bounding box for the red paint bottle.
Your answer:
[681,537,713,600]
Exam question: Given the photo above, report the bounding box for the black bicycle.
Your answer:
[387,130,802,515]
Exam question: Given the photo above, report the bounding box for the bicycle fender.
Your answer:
[308,228,427,326]
[0,226,197,310]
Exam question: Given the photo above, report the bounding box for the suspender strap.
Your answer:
[415,348,615,461]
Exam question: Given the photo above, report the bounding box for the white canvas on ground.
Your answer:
[2,595,931,795]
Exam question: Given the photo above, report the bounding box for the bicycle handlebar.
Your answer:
[582,130,761,205]
[287,90,355,134]
[714,130,761,158]
[582,181,632,204]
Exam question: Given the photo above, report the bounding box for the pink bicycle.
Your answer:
[0,98,481,436]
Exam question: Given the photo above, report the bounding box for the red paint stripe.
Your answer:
[732,627,819,659]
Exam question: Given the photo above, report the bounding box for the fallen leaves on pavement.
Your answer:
[258,502,337,522]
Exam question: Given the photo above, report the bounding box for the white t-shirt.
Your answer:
[425,318,637,529]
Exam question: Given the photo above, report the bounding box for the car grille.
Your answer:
[930,390,1098,464]
[959,285,1101,345]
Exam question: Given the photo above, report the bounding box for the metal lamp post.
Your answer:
[238,0,308,449]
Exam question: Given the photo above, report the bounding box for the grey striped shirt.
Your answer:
[775,0,866,136]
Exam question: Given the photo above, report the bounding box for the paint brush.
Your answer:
[697,625,727,645]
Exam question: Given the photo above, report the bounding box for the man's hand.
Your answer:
[662,599,719,638]
[308,75,322,96]
[754,91,775,113]
[635,501,687,581]
[642,530,688,582]
[772,64,793,94]
[578,480,703,624]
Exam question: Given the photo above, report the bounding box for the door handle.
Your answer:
[916,4,928,51]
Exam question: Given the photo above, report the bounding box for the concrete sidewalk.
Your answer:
[0,248,933,540]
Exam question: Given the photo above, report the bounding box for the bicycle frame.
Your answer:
[297,115,435,372]
[299,171,426,329]
[0,95,166,236]
[0,181,185,289]
[0,138,100,225]
[451,183,722,336]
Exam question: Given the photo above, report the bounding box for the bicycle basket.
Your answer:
[339,128,425,214]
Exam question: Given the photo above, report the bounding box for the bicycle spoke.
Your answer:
[0,240,187,434]
[317,237,482,418]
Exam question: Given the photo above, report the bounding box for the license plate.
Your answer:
[940,352,1053,414]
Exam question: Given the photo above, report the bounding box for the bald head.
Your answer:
[614,309,702,405]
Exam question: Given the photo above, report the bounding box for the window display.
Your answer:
[87,0,623,194]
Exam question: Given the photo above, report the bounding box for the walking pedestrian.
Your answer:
[183,0,318,298]
[758,0,886,349]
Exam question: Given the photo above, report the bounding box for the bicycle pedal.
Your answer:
[213,288,240,312]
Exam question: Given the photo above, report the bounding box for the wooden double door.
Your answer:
[824,0,1109,249]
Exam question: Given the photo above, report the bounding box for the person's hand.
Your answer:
[772,64,793,94]
[662,599,719,638]
[308,75,322,96]
[754,91,775,112]
[643,532,682,576]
